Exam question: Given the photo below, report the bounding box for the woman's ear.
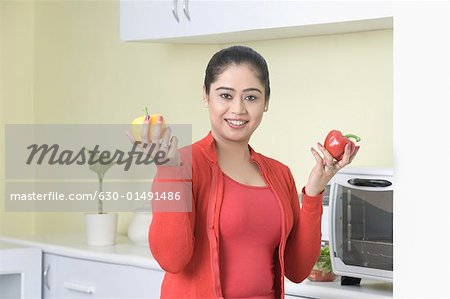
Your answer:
[264,100,269,112]
[202,85,209,107]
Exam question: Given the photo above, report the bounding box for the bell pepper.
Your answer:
[324,130,360,161]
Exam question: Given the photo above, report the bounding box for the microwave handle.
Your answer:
[347,178,392,187]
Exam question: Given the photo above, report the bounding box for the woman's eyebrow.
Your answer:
[216,86,262,93]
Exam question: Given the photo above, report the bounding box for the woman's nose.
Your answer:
[230,98,247,114]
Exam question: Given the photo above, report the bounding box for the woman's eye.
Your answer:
[220,93,232,100]
[245,95,257,101]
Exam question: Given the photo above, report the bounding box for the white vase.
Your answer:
[128,209,152,246]
[85,213,118,246]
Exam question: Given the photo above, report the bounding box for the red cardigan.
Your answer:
[149,132,323,298]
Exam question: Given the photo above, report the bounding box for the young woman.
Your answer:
[127,45,359,299]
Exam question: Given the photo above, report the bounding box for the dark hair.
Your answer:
[204,45,270,101]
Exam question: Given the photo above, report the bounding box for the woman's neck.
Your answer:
[211,130,251,164]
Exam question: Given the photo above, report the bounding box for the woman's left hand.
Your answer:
[305,142,360,196]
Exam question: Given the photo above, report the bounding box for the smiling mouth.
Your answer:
[225,119,249,127]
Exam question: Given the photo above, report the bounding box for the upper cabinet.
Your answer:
[120,1,394,43]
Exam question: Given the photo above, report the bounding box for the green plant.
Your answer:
[313,245,333,273]
[85,149,116,214]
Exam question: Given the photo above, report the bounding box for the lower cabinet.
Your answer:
[0,245,42,299]
[42,253,164,299]
[40,253,312,299]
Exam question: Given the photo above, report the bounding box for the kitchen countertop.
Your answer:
[0,240,28,250]
[284,277,392,299]
[0,233,393,298]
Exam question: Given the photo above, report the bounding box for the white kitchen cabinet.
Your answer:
[42,253,164,299]
[0,242,42,299]
[120,0,393,43]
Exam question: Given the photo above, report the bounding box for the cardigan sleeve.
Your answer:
[148,148,196,274]
[284,171,323,283]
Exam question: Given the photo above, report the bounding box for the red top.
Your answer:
[219,172,281,299]
[149,132,323,298]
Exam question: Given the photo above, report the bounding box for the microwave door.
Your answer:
[332,182,393,274]
[347,178,393,213]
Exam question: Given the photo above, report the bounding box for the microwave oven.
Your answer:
[329,167,393,284]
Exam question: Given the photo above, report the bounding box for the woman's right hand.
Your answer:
[126,116,181,167]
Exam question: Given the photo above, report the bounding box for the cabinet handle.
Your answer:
[63,282,95,294]
[347,189,352,252]
[182,0,191,21]
[172,0,180,23]
[43,264,51,290]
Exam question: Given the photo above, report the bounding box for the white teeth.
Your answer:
[226,119,247,126]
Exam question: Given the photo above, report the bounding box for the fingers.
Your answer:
[126,130,136,144]
[141,116,151,145]
[337,144,360,168]
[140,117,156,155]
[311,141,360,175]
[127,119,180,166]
[317,142,335,167]
[168,135,179,159]
[311,146,336,176]
[159,127,172,155]
[310,147,323,165]
[337,143,352,167]
[151,116,163,143]
[140,115,164,154]
[349,146,360,163]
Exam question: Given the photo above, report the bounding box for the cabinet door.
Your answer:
[120,0,189,41]
[0,246,42,299]
[120,0,294,41]
[43,253,164,299]
[120,0,393,43]
[180,1,281,38]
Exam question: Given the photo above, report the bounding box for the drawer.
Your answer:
[43,253,163,299]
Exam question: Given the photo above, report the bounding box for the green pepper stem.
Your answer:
[344,134,361,142]
[142,106,149,115]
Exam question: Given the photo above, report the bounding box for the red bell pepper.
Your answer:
[324,130,361,161]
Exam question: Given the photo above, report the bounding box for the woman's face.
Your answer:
[203,63,267,144]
